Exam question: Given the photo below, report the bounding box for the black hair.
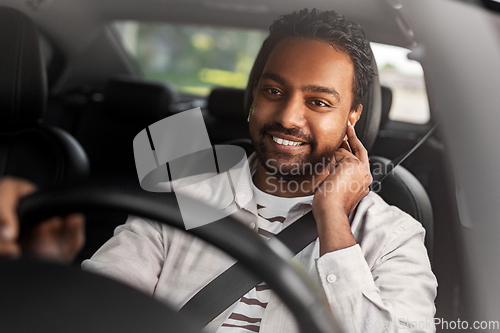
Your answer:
[245,8,375,111]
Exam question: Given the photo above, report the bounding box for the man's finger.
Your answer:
[61,213,86,255]
[340,139,351,153]
[346,125,369,164]
[21,217,64,262]
[0,177,37,242]
[0,241,21,258]
[21,214,86,264]
[332,148,353,164]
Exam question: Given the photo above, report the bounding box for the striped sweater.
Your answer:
[217,184,313,333]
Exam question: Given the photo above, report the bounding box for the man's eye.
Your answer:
[265,88,282,95]
[310,100,330,107]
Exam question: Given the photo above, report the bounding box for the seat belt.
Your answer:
[180,123,438,329]
[371,123,438,188]
[179,211,317,329]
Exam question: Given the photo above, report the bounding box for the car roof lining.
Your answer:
[2,0,414,50]
[0,0,415,92]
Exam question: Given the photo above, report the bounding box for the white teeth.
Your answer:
[273,136,303,146]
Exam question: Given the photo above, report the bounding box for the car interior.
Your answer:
[1,0,499,331]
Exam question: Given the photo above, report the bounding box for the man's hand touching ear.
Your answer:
[312,124,372,256]
[0,177,85,264]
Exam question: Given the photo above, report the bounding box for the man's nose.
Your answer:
[274,94,306,129]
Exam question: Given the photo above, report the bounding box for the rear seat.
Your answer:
[204,87,250,144]
[74,77,177,182]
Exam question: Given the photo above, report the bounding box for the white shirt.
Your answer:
[82,153,438,332]
[218,183,314,332]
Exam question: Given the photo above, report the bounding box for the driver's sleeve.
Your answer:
[81,215,165,296]
[315,195,437,333]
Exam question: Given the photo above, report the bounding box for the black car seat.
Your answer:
[74,77,177,182]
[379,85,393,130]
[205,87,250,144]
[0,6,89,189]
[241,47,434,258]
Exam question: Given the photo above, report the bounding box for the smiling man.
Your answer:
[249,33,370,257]
[0,8,436,333]
[207,10,436,332]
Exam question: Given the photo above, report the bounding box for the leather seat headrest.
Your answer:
[379,85,393,128]
[208,87,246,120]
[0,6,47,126]
[352,56,381,152]
[104,78,177,123]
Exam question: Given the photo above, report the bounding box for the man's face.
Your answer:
[249,37,361,178]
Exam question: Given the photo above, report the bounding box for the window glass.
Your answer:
[371,43,430,124]
[114,21,267,96]
[114,23,430,124]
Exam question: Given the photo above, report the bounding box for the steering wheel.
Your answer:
[8,184,341,333]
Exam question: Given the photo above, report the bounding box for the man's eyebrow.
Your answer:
[260,72,291,86]
[260,72,340,102]
[303,85,340,102]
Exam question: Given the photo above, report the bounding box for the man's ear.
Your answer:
[348,104,363,127]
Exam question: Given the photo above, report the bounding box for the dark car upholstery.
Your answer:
[73,77,177,180]
[0,6,89,189]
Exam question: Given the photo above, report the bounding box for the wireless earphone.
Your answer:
[344,120,352,141]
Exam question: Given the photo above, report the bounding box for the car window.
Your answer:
[114,21,267,96]
[371,42,430,124]
[113,22,430,124]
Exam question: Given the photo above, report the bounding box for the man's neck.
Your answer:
[252,162,329,198]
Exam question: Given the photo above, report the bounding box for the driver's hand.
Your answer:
[312,125,372,256]
[0,177,85,264]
